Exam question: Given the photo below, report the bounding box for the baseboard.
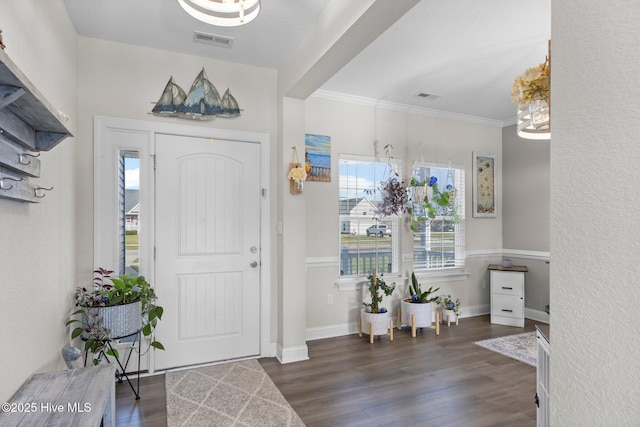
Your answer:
[304,305,548,342]
[306,305,491,341]
[262,342,278,358]
[276,344,309,364]
[460,304,490,318]
[525,307,549,324]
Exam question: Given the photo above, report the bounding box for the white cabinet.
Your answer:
[489,266,527,327]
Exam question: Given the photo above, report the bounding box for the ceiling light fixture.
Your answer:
[512,41,551,140]
[176,0,261,27]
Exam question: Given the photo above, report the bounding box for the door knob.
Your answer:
[250,260,258,268]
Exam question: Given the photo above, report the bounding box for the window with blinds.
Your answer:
[411,163,465,271]
[338,155,401,277]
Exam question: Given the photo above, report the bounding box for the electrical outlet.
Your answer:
[327,294,334,305]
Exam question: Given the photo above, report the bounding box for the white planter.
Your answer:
[359,309,392,343]
[83,301,142,339]
[442,309,458,325]
[400,299,433,328]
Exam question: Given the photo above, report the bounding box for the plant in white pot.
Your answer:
[66,268,165,366]
[398,272,440,337]
[359,269,396,343]
[435,294,461,326]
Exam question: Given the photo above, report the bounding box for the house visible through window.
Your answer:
[120,151,140,276]
[339,155,401,277]
[411,163,465,271]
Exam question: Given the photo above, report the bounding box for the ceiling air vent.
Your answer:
[193,31,234,48]
[417,93,441,100]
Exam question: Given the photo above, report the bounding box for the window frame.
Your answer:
[338,154,403,281]
[94,119,153,281]
[410,161,466,274]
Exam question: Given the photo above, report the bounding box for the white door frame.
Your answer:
[93,115,271,372]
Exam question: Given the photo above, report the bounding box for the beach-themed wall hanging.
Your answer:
[304,133,331,182]
[151,68,240,120]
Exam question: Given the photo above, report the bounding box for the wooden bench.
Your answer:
[0,365,115,427]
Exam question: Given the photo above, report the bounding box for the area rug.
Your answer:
[473,332,537,367]
[165,359,305,427]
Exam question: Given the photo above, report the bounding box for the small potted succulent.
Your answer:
[436,294,461,326]
[399,272,439,337]
[66,268,165,365]
[359,269,396,343]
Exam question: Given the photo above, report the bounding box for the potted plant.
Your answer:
[359,269,396,343]
[376,144,410,218]
[436,294,461,326]
[407,175,457,232]
[66,268,165,365]
[399,272,440,337]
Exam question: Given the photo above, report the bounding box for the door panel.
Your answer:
[155,134,260,370]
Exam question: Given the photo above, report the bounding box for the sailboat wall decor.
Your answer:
[151,76,187,117]
[150,68,242,120]
[218,88,241,117]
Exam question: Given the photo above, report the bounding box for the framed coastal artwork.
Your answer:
[304,133,331,182]
[473,152,496,217]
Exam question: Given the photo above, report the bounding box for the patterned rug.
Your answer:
[165,359,305,426]
[473,332,537,367]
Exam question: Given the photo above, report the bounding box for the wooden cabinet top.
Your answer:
[488,264,528,272]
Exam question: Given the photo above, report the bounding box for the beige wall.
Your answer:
[0,1,78,402]
[551,1,640,423]
[502,124,550,252]
[74,36,280,348]
[75,36,278,283]
[303,96,504,333]
[502,124,550,314]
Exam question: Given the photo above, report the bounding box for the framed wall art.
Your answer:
[473,152,496,217]
[304,133,331,182]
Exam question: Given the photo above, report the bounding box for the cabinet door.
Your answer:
[491,294,524,319]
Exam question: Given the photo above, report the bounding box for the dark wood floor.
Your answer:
[115,372,167,426]
[115,315,547,427]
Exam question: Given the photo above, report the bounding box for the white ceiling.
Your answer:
[63,0,550,125]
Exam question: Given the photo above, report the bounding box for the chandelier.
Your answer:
[512,43,551,140]
[177,0,261,27]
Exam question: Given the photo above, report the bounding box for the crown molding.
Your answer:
[311,89,509,128]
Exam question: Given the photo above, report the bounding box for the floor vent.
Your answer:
[193,31,234,48]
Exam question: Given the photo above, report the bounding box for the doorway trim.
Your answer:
[94,115,272,370]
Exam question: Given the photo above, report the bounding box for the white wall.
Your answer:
[0,1,78,402]
[303,96,503,336]
[74,36,280,342]
[551,1,640,424]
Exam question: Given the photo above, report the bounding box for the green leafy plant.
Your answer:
[66,268,165,366]
[362,271,396,314]
[435,294,461,317]
[408,176,456,231]
[407,272,439,303]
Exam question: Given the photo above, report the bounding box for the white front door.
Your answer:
[154,133,261,370]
